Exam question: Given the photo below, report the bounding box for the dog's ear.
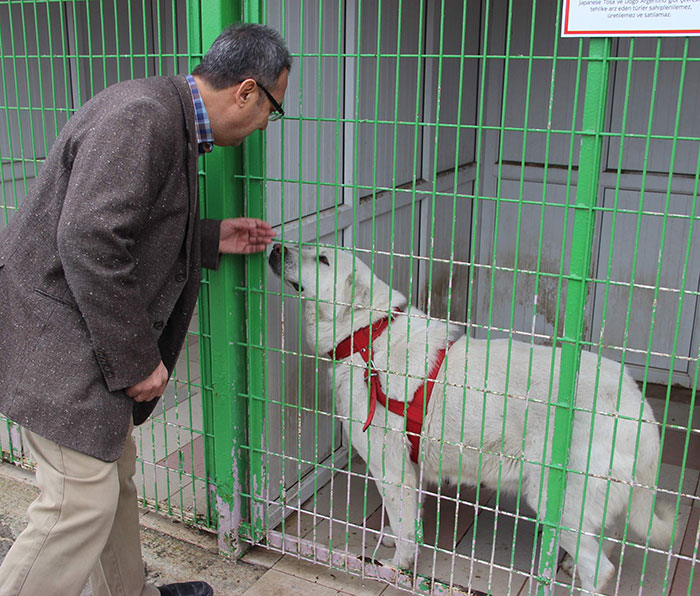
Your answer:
[315,300,335,321]
[346,272,371,309]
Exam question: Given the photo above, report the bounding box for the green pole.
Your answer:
[536,37,611,593]
[241,0,269,548]
[191,0,249,556]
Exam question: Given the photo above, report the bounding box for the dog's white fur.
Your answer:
[268,244,673,592]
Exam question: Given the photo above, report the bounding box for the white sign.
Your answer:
[562,0,700,36]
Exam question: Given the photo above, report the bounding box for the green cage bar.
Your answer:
[536,36,612,593]
[193,0,251,554]
[241,0,269,550]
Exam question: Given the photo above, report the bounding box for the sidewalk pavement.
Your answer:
[0,462,269,595]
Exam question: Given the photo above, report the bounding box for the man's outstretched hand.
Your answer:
[219,218,276,255]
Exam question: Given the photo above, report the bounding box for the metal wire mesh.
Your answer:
[242,1,699,595]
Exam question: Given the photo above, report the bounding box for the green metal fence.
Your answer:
[1,1,698,595]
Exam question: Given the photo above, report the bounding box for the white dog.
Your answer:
[268,243,673,592]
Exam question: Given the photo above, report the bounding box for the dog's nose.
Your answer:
[268,243,283,269]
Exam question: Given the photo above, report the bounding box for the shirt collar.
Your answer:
[185,74,214,154]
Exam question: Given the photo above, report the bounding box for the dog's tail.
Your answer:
[628,489,675,548]
[627,417,675,548]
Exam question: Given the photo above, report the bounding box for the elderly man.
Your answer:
[0,23,290,596]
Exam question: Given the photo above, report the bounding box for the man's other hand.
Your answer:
[126,361,169,402]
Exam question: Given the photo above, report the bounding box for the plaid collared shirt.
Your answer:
[185,74,214,154]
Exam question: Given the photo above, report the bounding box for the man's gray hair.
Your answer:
[193,23,292,90]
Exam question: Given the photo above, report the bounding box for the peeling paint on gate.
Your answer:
[8,422,21,462]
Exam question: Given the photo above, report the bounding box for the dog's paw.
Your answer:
[559,553,574,577]
[389,553,415,572]
[380,526,396,547]
[378,557,413,575]
[375,555,402,569]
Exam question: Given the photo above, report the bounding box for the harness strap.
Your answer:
[329,310,454,463]
[394,347,449,462]
[331,313,395,361]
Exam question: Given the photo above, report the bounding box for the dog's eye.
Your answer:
[318,255,330,266]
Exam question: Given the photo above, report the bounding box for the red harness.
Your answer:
[329,310,452,463]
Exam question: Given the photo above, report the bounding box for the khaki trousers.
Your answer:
[0,424,160,596]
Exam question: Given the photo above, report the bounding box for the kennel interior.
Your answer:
[0,1,698,595]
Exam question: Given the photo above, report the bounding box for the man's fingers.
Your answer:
[242,243,272,254]
[246,217,272,228]
[125,362,169,402]
[130,383,166,402]
[125,380,151,398]
[241,219,275,236]
[132,391,159,403]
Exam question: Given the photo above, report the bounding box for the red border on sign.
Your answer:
[562,0,700,36]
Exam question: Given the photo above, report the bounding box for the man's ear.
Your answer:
[235,78,257,107]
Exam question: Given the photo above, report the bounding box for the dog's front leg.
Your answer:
[353,423,419,570]
[374,463,419,570]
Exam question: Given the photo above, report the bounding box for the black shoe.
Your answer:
[158,581,213,596]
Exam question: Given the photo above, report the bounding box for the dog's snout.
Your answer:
[268,243,283,274]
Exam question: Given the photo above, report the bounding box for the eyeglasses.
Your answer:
[256,81,285,121]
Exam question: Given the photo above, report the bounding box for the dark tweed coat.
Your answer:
[0,75,222,462]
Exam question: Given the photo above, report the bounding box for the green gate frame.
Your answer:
[192,0,277,559]
[536,37,611,593]
[190,0,251,557]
